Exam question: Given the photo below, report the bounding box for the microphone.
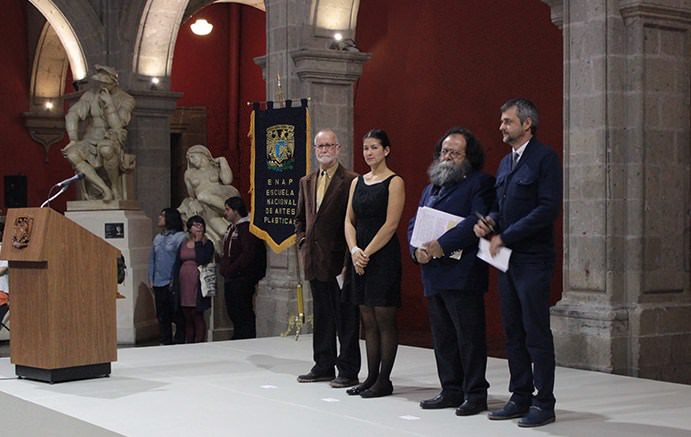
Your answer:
[56,173,85,188]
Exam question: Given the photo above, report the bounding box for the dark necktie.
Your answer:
[511,152,519,170]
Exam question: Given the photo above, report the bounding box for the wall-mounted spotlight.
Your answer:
[44,101,54,111]
[329,32,358,52]
[150,77,160,90]
[191,18,213,36]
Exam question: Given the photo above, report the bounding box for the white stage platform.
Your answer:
[1,335,691,436]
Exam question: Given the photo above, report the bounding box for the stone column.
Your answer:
[126,89,182,223]
[254,0,370,337]
[546,0,691,383]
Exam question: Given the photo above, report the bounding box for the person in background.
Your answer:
[344,128,405,398]
[409,127,495,416]
[474,98,562,428]
[295,128,361,389]
[219,196,266,339]
[148,208,187,345]
[172,215,215,343]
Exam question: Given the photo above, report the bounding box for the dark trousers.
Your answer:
[153,285,184,345]
[310,278,361,379]
[498,259,556,410]
[427,289,489,402]
[224,278,256,339]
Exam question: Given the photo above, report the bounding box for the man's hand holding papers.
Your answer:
[477,237,511,272]
[410,207,464,261]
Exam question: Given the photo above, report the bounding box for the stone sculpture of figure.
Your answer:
[178,145,240,251]
[62,64,136,201]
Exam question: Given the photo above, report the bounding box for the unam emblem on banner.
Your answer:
[266,124,295,172]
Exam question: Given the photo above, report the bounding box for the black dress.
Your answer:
[348,174,401,307]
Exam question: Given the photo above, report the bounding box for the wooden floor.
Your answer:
[1,335,691,437]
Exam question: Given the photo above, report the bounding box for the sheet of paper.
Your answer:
[477,237,511,272]
[410,206,464,248]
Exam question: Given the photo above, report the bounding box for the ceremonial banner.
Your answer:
[249,99,310,253]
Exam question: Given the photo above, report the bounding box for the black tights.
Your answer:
[357,305,398,393]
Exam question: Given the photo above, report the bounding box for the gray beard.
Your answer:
[427,160,471,186]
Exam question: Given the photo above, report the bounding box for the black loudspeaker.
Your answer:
[5,175,27,209]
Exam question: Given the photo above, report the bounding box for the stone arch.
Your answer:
[132,0,265,79]
[24,0,104,160]
[29,0,105,81]
[309,0,360,39]
[29,22,69,111]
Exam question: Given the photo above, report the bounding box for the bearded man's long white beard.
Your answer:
[427,159,471,186]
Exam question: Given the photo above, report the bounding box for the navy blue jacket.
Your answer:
[407,170,495,296]
[490,137,562,261]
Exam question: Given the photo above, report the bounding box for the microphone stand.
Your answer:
[40,184,69,208]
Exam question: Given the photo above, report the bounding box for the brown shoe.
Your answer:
[297,371,334,383]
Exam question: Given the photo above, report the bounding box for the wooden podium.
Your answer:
[0,207,118,383]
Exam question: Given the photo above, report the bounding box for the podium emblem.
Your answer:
[12,216,33,249]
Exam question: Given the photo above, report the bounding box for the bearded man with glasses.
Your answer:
[408,127,495,416]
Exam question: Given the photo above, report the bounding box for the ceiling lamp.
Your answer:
[190,18,213,36]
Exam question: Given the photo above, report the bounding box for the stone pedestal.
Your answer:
[65,206,153,344]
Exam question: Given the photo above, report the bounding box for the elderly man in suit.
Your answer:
[475,98,562,428]
[408,127,495,416]
[295,128,360,388]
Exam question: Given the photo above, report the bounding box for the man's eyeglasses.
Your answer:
[315,143,338,150]
[440,148,464,159]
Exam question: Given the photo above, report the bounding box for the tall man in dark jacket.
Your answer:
[295,128,360,388]
[219,196,266,339]
[408,127,495,416]
[475,98,562,428]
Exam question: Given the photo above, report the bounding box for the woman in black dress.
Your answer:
[344,129,405,398]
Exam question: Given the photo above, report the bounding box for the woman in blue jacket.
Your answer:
[148,208,186,345]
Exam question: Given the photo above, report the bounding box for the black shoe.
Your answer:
[419,394,463,409]
[455,400,488,416]
[359,381,393,398]
[297,371,334,383]
[346,384,369,396]
[330,376,359,388]
[487,401,530,420]
[517,406,556,428]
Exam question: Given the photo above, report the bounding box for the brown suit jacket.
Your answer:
[295,163,358,282]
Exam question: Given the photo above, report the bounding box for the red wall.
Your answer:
[171,3,266,199]
[0,1,75,212]
[353,0,564,350]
